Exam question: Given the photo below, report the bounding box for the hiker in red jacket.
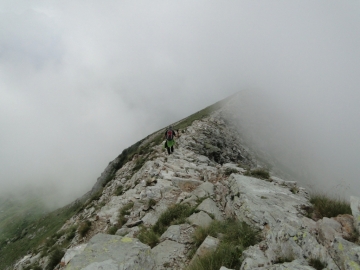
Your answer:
[164,125,177,155]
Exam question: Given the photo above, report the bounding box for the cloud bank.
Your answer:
[1,1,359,204]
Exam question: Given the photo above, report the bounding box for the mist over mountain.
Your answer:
[223,91,360,198]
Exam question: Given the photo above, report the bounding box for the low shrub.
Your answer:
[78,221,91,237]
[308,193,351,219]
[274,255,294,264]
[107,226,118,235]
[46,247,65,270]
[309,257,328,270]
[66,226,77,241]
[224,168,239,176]
[114,185,123,196]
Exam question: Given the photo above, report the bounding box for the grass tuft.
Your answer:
[153,204,196,235]
[244,168,270,180]
[308,193,351,220]
[137,227,159,248]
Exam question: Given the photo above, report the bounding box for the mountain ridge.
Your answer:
[6,96,360,270]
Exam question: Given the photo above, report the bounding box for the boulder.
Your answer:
[160,224,194,244]
[61,244,87,266]
[191,235,220,263]
[196,198,223,221]
[188,211,213,228]
[151,240,186,269]
[65,234,155,270]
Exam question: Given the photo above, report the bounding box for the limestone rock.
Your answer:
[188,211,213,228]
[196,198,223,221]
[316,217,342,247]
[350,196,360,232]
[191,235,220,262]
[61,244,87,266]
[160,224,195,244]
[331,237,360,269]
[151,240,186,270]
[65,234,155,270]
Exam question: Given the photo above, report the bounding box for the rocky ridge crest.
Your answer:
[14,103,360,270]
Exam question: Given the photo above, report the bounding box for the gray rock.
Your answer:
[193,182,215,198]
[227,174,310,228]
[160,224,194,244]
[115,227,130,236]
[220,267,234,270]
[191,235,220,263]
[65,234,155,270]
[188,211,213,228]
[61,244,87,266]
[332,237,360,269]
[350,196,360,232]
[316,217,342,247]
[171,177,203,191]
[152,240,186,269]
[196,198,223,221]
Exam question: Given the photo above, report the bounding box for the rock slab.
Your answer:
[65,234,155,270]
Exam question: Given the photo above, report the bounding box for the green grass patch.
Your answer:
[0,201,83,269]
[244,168,270,180]
[137,227,159,248]
[138,204,197,247]
[188,219,260,270]
[308,257,327,270]
[308,193,351,220]
[153,204,196,235]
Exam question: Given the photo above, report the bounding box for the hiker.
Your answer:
[164,125,177,155]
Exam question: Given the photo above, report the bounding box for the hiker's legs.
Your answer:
[170,146,174,153]
[165,141,171,154]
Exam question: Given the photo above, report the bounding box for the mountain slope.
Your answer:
[8,96,360,270]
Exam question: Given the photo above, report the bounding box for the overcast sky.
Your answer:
[1,1,360,205]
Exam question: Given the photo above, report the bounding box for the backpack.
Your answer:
[166,129,174,141]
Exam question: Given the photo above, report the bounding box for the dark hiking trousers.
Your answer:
[165,141,174,154]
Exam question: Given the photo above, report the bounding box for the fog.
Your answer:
[1,1,359,206]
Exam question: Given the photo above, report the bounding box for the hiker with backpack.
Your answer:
[164,125,177,155]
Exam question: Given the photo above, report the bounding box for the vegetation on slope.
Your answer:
[0,200,82,269]
[187,219,261,270]
[307,192,352,220]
